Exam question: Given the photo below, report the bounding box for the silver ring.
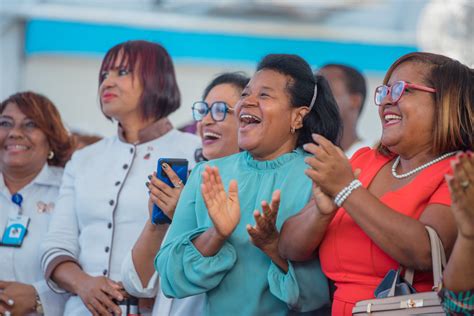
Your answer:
[174,180,183,188]
[460,180,470,189]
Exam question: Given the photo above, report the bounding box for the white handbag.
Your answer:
[352,226,446,315]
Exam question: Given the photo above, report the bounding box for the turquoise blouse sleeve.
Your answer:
[268,257,329,312]
[156,150,329,315]
[155,163,238,299]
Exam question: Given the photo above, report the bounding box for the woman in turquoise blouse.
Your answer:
[155,54,341,315]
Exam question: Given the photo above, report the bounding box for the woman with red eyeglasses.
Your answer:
[279,52,473,315]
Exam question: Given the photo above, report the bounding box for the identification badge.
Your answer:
[0,215,30,247]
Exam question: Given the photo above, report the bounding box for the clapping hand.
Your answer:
[247,190,280,255]
[446,152,474,239]
[310,168,362,216]
[247,190,288,272]
[201,166,241,239]
[304,134,354,197]
[311,183,338,215]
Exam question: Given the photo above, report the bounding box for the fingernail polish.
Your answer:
[148,175,152,180]
[162,163,168,169]
[145,182,150,187]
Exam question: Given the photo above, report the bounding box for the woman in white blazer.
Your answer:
[40,40,200,316]
[0,92,73,315]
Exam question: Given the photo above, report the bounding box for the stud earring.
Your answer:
[290,126,296,134]
[48,151,55,160]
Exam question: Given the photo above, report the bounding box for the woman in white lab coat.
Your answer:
[0,91,73,315]
[40,40,200,316]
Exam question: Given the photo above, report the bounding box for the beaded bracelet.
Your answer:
[334,179,362,207]
[333,179,359,205]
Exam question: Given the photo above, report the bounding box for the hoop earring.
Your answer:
[48,151,55,160]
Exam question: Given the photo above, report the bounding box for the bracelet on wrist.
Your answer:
[35,292,44,314]
[334,179,362,207]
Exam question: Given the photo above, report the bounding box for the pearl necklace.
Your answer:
[391,152,456,179]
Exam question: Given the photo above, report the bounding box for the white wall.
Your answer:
[0,18,23,100]
[357,75,383,146]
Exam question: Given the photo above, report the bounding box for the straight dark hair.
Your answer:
[202,72,250,100]
[99,40,180,121]
[256,54,342,148]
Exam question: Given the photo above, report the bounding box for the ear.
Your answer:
[291,106,310,130]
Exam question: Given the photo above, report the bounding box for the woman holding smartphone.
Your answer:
[40,40,200,316]
[121,72,249,316]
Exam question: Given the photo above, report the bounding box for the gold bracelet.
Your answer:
[35,293,44,314]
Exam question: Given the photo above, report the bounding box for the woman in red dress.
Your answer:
[279,52,473,315]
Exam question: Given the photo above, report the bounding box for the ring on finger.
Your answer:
[174,180,183,188]
[460,180,470,189]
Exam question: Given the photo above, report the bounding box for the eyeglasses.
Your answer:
[192,101,233,122]
[374,80,436,106]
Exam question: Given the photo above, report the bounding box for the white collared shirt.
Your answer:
[0,164,67,316]
[121,234,205,316]
[40,129,200,316]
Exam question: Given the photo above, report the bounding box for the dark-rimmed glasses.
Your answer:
[374,80,436,106]
[192,101,233,122]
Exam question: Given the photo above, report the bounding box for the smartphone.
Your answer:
[151,158,189,224]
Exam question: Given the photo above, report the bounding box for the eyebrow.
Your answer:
[260,86,276,91]
[0,115,32,121]
[388,80,414,85]
[102,65,130,71]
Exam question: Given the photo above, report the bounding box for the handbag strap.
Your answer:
[387,267,404,297]
[404,226,446,290]
[404,267,414,285]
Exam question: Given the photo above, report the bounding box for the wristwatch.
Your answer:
[35,293,44,314]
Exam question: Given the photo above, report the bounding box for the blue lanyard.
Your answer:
[11,193,23,214]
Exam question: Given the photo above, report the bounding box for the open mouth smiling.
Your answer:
[239,113,262,127]
[203,131,222,141]
[4,144,31,153]
[383,112,402,126]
